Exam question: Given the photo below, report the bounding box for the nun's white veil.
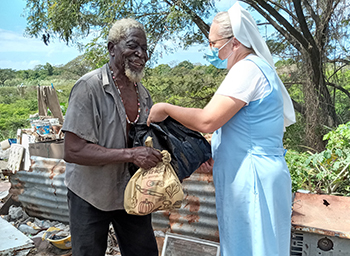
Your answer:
[228,2,296,129]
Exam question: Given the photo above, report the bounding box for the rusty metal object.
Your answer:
[292,192,350,239]
[9,156,69,223]
[8,156,219,242]
[153,171,219,242]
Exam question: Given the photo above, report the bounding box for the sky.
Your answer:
[0,0,237,71]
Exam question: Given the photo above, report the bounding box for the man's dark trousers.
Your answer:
[67,189,158,256]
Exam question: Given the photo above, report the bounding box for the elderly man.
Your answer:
[62,18,162,256]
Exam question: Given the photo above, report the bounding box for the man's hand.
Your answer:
[131,146,163,170]
[197,158,214,174]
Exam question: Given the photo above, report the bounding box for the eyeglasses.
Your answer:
[208,37,233,48]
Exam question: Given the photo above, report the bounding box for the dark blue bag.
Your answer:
[129,117,212,180]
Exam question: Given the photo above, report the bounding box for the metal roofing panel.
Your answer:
[9,157,219,242]
[10,156,69,223]
[291,192,350,239]
[152,171,219,242]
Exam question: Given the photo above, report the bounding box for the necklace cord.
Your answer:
[109,65,141,124]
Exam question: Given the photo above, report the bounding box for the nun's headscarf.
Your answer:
[228,2,296,129]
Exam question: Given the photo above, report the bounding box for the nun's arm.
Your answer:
[147,95,245,133]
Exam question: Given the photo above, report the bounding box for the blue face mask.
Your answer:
[203,38,233,69]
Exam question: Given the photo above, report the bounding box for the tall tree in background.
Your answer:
[241,0,350,151]
[24,0,350,151]
[24,0,215,67]
[0,69,16,86]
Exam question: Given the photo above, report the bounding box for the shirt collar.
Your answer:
[102,64,110,88]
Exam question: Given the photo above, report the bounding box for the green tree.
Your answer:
[241,0,350,151]
[144,62,227,108]
[44,62,54,76]
[23,0,350,151]
[0,69,16,86]
[24,0,214,67]
[151,64,172,76]
[61,55,92,77]
[17,70,31,80]
[32,64,47,80]
[170,60,195,75]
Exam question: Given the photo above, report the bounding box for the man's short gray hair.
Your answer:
[213,12,234,38]
[107,18,146,45]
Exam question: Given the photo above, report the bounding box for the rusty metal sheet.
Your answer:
[9,156,219,243]
[9,156,69,223]
[291,192,350,239]
[152,171,219,243]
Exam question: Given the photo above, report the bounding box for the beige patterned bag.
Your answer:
[124,137,184,215]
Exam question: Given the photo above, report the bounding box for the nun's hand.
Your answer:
[147,103,169,126]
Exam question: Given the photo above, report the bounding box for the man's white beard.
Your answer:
[125,61,144,83]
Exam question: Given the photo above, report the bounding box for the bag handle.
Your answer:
[145,136,171,165]
[145,136,153,148]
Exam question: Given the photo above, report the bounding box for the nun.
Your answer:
[147,2,295,255]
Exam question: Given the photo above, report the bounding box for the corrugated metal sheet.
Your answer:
[9,156,350,252]
[152,171,219,242]
[9,156,69,223]
[291,192,350,239]
[9,156,219,242]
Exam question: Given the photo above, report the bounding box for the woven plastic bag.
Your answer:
[124,137,184,215]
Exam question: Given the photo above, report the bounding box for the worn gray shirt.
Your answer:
[62,64,153,211]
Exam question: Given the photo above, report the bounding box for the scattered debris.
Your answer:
[106,226,121,256]
[0,216,34,255]
[42,227,71,250]
[0,203,124,256]
[1,205,72,256]
[0,147,10,161]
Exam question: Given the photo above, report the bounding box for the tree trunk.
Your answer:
[302,66,326,152]
[301,48,337,152]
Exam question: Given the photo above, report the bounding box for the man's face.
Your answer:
[112,27,148,82]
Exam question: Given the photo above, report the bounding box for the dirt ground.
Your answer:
[27,243,72,256]
[24,236,165,256]
[14,234,165,256]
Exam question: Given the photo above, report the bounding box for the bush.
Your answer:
[293,122,350,195]
[0,81,74,140]
[285,150,311,193]
[285,122,350,195]
[4,78,24,87]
